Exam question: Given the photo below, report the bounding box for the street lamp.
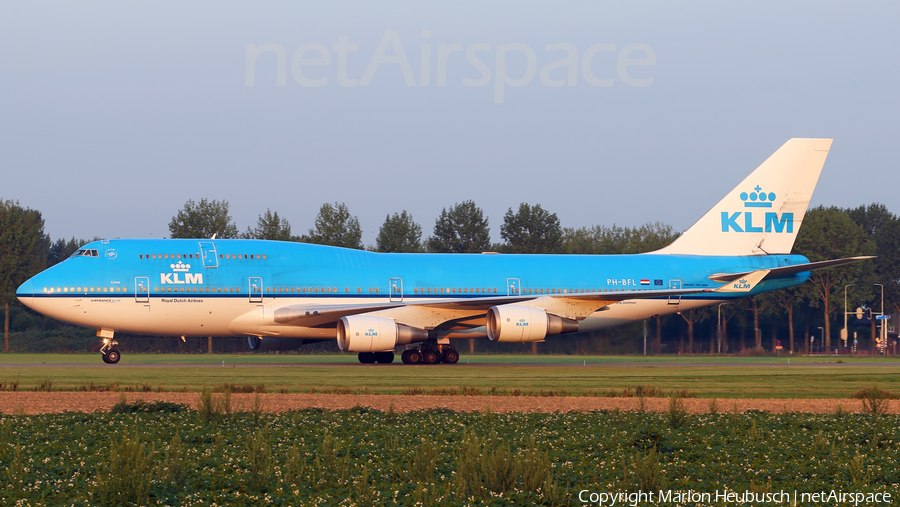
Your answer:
[718,303,730,354]
[844,284,854,350]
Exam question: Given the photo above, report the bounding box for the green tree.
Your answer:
[426,200,491,253]
[678,307,711,354]
[562,222,679,254]
[306,202,363,249]
[757,285,803,354]
[0,200,46,352]
[500,203,562,254]
[168,199,239,239]
[376,211,423,253]
[848,203,900,314]
[243,209,292,241]
[793,206,874,348]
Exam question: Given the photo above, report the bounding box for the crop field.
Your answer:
[0,398,898,506]
[0,354,899,399]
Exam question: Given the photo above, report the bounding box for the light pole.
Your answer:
[718,303,730,354]
[844,284,854,350]
[817,326,824,354]
[875,284,885,353]
[875,284,884,316]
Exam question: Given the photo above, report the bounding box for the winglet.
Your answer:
[714,269,770,293]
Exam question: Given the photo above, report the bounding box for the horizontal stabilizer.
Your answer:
[713,269,770,293]
[709,256,875,283]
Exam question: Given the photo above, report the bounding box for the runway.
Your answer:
[1,361,898,368]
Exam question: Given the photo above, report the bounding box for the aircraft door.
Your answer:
[389,277,403,302]
[135,277,149,303]
[507,278,521,296]
[249,277,263,303]
[199,242,218,268]
[668,280,682,305]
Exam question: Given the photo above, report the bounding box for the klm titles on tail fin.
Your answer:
[720,184,793,233]
[720,212,793,233]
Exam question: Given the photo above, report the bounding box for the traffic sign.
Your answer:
[856,307,864,319]
[876,315,890,320]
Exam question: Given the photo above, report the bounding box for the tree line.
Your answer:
[166,198,678,255]
[0,197,897,355]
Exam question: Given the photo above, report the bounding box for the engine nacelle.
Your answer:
[247,336,306,351]
[336,315,428,352]
[486,305,578,343]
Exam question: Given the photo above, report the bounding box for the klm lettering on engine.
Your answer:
[160,261,203,285]
[720,186,793,233]
[516,319,528,327]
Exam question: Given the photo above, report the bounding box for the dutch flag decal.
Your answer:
[640,279,650,285]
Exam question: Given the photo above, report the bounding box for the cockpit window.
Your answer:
[70,249,99,258]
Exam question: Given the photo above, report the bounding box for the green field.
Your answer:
[0,406,897,506]
[1,354,898,398]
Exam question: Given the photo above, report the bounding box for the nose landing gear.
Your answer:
[99,338,121,364]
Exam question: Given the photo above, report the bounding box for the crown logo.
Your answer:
[170,261,191,272]
[740,185,775,208]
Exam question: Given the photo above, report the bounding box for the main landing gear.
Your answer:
[100,339,121,364]
[401,342,459,365]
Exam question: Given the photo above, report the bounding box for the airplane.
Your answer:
[16,138,871,365]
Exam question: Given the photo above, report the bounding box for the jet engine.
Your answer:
[247,336,306,351]
[486,305,578,343]
[336,315,428,352]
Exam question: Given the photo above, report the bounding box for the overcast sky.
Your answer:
[2,1,897,245]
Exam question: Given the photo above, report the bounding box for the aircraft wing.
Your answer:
[270,287,714,327]
[708,256,875,283]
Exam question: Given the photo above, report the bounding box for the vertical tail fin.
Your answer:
[652,138,832,256]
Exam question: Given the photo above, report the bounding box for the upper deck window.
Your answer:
[70,249,99,258]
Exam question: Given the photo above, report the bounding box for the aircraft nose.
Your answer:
[16,279,34,309]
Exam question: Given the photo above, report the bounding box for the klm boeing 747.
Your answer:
[16,139,870,364]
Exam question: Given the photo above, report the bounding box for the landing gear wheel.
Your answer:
[358,352,377,364]
[406,350,422,364]
[401,350,412,364]
[375,351,394,364]
[442,349,460,364]
[105,349,121,364]
[98,337,120,364]
[423,350,441,364]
